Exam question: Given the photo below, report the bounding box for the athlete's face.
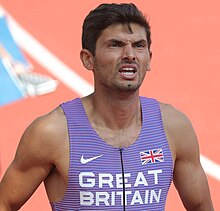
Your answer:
[82,23,151,93]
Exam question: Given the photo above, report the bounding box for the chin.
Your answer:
[117,83,141,92]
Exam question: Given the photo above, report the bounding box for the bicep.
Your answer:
[0,117,55,209]
[0,159,51,210]
[173,153,211,209]
[172,112,213,210]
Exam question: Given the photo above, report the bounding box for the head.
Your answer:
[80,3,152,95]
[82,3,151,56]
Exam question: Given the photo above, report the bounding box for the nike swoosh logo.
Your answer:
[80,154,103,164]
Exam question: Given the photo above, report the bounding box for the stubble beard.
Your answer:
[114,80,141,92]
[100,76,144,100]
[93,60,145,95]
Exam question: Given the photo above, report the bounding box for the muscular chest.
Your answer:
[92,124,142,148]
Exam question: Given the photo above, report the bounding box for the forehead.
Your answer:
[98,23,147,43]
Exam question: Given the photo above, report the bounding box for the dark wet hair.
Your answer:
[82,3,151,55]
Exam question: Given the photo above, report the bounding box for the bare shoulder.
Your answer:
[31,106,67,140]
[15,106,68,168]
[159,102,192,130]
[159,102,199,160]
[22,106,67,145]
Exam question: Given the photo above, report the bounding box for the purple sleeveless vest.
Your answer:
[50,97,173,210]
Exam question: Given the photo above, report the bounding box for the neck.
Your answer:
[82,91,141,130]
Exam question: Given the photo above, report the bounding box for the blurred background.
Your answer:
[0,0,219,210]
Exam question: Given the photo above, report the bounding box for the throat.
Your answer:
[82,94,143,148]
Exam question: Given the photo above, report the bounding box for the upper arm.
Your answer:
[161,104,214,210]
[0,108,64,210]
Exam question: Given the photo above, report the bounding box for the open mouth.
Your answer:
[119,67,137,78]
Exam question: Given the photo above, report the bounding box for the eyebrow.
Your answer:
[106,39,123,44]
[133,39,147,45]
[106,39,147,45]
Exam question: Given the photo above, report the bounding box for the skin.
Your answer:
[0,23,214,210]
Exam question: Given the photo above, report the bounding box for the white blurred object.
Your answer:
[18,72,58,96]
[2,57,58,97]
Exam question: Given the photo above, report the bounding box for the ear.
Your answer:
[147,50,152,71]
[149,50,152,60]
[80,49,94,70]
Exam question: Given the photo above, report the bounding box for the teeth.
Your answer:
[122,67,134,71]
[122,72,134,75]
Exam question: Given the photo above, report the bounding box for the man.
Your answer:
[0,3,214,210]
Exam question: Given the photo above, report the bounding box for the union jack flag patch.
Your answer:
[140,148,164,165]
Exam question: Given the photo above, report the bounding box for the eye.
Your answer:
[108,41,123,48]
[134,42,146,48]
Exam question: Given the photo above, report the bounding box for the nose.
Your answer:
[122,43,136,61]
